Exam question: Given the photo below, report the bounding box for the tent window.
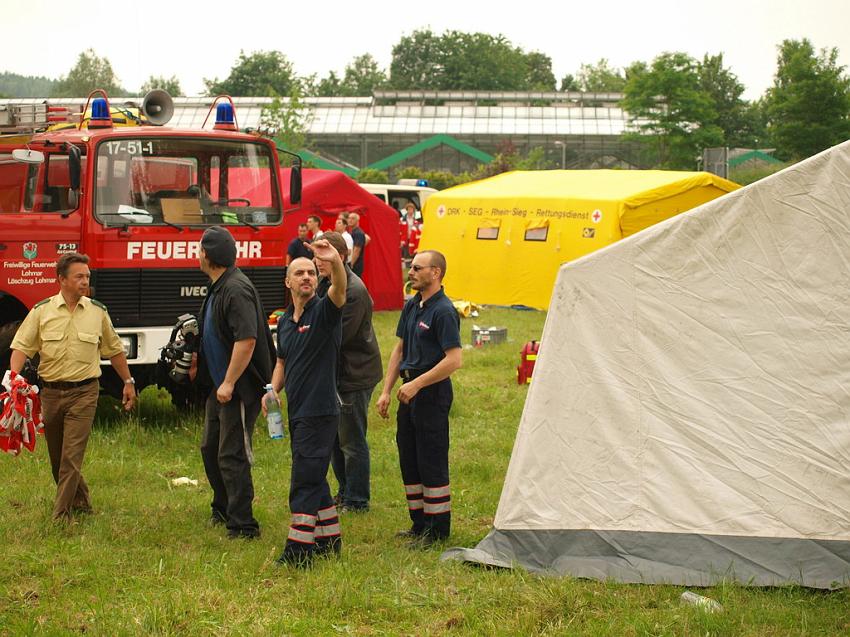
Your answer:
[525,226,548,241]
[477,227,499,240]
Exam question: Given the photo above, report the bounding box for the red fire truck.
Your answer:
[0,90,301,405]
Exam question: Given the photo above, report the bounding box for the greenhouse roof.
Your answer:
[1,92,639,138]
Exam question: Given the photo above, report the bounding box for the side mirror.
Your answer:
[290,165,302,205]
[64,144,82,213]
[67,144,81,190]
[12,148,44,164]
[275,147,303,208]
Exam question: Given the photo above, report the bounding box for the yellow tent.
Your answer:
[419,170,740,309]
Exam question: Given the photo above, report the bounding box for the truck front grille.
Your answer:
[92,268,286,327]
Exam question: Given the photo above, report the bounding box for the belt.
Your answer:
[42,377,98,390]
[400,368,427,381]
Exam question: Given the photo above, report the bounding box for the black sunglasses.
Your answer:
[410,264,435,272]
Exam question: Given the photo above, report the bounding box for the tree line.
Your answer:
[246,34,850,169]
[2,30,848,167]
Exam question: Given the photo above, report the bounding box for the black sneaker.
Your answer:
[340,504,369,514]
[209,510,228,526]
[227,528,260,540]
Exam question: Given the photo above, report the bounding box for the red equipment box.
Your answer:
[516,340,539,384]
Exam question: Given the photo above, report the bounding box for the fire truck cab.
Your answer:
[0,91,301,405]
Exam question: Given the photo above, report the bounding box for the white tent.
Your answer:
[444,140,850,588]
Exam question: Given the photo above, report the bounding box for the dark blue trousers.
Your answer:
[396,378,452,539]
[284,414,340,555]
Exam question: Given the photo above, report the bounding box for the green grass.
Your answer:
[1,307,848,636]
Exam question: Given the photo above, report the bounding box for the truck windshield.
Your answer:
[93,137,281,227]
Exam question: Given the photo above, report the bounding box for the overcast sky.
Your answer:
[3,0,849,100]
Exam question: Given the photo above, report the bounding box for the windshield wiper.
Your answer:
[160,219,185,231]
[101,211,185,232]
[232,214,259,231]
[219,211,259,231]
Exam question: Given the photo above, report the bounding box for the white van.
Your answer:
[358,180,438,218]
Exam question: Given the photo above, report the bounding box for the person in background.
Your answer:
[266,239,347,567]
[335,214,354,261]
[376,250,462,547]
[400,202,422,265]
[348,213,367,277]
[197,226,275,540]
[315,232,382,513]
[306,215,324,240]
[9,252,136,522]
[286,223,312,266]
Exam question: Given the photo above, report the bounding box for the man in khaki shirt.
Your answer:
[10,252,136,521]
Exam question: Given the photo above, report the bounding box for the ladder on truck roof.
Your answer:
[0,102,49,136]
[0,102,79,139]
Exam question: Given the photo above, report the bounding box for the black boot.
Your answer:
[315,536,342,557]
[276,542,314,568]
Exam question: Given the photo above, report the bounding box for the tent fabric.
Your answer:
[443,140,850,589]
[446,531,850,587]
[419,170,739,309]
[281,168,403,311]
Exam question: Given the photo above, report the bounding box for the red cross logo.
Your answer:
[591,210,602,223]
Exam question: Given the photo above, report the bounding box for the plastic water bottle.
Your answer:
[264,384,284,440]
[680,591,722,613]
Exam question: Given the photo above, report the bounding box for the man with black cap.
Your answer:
[197,226,275,539]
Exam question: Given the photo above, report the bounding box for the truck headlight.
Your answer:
[120,335,138,359]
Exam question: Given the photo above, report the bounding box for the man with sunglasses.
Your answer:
[376,250,462,546]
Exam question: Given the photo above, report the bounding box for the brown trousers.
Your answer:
[40,382,99,519]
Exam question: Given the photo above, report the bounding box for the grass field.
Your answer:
[1,307,848,636]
